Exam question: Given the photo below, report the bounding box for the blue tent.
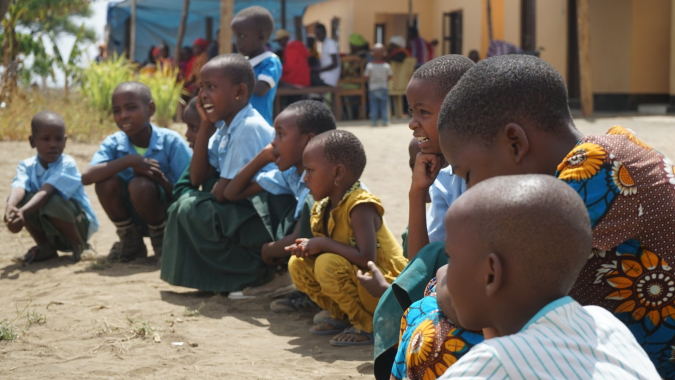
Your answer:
[107,0,324,62]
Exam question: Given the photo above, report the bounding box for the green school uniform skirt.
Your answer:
[20,192,90,251]
[160,188,297,293]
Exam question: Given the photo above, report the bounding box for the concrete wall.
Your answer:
[535,0,568,82]
[630,0,670,93]
[589,0,632,93]
[431,0,483,56]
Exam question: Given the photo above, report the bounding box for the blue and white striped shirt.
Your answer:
[439,297,659,380]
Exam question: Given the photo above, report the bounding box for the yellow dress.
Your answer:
[288,182,408,332]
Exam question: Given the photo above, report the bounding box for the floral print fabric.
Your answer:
[390,279,483,380]
[557,126,675,378]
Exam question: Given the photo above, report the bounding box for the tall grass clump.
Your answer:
[80,54,135,113]
[139,63,184,127]
[0,89,118,143]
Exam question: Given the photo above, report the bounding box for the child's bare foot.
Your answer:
[12,246,57,264]
[329,328,374,346]
[309,318,351,335]
[357,261,390,297]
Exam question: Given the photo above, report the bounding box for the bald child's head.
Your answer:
[442,174,591,335]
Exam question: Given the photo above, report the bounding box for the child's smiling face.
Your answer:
[271,110,312,172]
[30,123,66,168]
[302,143,335,201]
[231,19,265,57]
[199,63,246,124]
[183,104,201,149]
[111,89,155,138]
[407,78,445,154]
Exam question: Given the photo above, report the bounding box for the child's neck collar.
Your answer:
[222,103,249,127]
[247,48,267,60]
[129,123,153,147]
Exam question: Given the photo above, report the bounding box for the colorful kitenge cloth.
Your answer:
[391,278,483,380]
[555,126,675,378]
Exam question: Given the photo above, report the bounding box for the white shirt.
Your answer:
[319,38,341,86]
[439,297,660,380]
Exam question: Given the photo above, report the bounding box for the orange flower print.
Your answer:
[607,125,652,150]
[407,320,436,370]
[603,249,675,330]
[663,157,675,186]
[557,143,606,181]
[611,161,637,196]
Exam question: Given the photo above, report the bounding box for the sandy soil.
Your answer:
[0,115,674,379]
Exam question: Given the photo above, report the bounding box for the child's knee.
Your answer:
[95,176,122,198]
[315,253,352,284]
[40,195,72,217]
[127,176,159,201]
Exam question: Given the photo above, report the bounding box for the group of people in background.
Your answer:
[6,4,675,380]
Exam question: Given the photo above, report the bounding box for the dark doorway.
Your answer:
[567,0,581,100]
[443,11,463,55]
[521,0,536,50]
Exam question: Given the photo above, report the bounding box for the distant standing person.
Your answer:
[408,26,430,68]
[313,23,341,87]
[386,35,410,63]
[468,50,480,63]
[364,44,392,126]
[230,6,282,125]
[184,38,209,95]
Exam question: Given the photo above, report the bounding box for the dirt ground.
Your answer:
[1,115,674,379]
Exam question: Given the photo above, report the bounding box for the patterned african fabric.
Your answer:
[391,278,483,380]
[556,126,675,378]
[188,52,207,84]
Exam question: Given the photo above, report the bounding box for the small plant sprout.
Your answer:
[183,301,206,317]
[126,316,158,338]
[27,311,46,325]
[0,322,16,341]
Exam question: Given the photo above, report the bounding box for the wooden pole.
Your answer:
[487,0,493,43]
[281,0,286,29]
[130,0,137,62]
[408,0,413,27]
[175,0,190,63]
[577,0,593,116]
[219,0,233,54]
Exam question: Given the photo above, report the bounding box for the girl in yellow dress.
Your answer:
[286,130,407,346]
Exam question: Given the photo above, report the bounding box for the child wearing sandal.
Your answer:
[286,130,407,346]
[6,111,99,263]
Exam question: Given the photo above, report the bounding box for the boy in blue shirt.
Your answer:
[82,82,191,263]
[231,6,282,125]
[5,111,99,263]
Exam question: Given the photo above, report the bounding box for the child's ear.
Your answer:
[485,252,502,297]
[148,100,156,117]
[503,123,529,164]
[334,163,347,183]
[28,135,35,149]
[237,83,248,101]
[303,132,316,145]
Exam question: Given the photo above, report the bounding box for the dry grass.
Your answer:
[0,89,118,143]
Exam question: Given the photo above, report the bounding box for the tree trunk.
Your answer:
[219,0,233,54]
[174,0,190,63]
[0,20,19,104]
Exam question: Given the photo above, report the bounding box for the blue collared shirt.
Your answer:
[249,52,282,125]
[255,166,308,220]
[207,104,275,179]
[12,154,100,238]
[426,166,466,242]
[89,124,192,185]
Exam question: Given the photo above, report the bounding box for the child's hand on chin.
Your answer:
[356,261,390,297]
[411,153,443,191]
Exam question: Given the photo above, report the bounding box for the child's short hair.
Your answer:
[232,6,275,41]
[207,54,255,100]
[113,81,153,104]
[411,55,475,98]
[284,100,336,135]
[454,174,591,295]
[31,111,65,135]
[186,96,198,110]
[438,55,573,147]
[309,130,366,179]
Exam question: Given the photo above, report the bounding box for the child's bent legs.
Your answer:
[288,255,345,319]
[21,193,88,252]
[95,176,130,223]
[127,176,166,225]
[314,253,379,333]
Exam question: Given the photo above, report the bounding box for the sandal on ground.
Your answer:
[12,246,58,264]
[329,327,374,347]
[309,318,351,335]
[269,291,318,313]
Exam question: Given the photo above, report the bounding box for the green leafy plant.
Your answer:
[27,311,46,325]
[139,63,184,127]
[0,321,16,341]
[183,301,206,317]
[80,54,135,113]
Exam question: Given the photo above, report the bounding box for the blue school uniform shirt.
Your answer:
[11,154,99,238]
[249,52,282,125]
[207,103,275,179]
[89,124,192,185]
[426,166,466,242]
[255,166,308,220]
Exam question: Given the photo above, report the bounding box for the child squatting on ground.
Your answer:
[286,130,408,346]
[437,175,659,379]
[364,43,392,126]
[231,6,282,125]
[5,111,99,264]
[81,82,192,263]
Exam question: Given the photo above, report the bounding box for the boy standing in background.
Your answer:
[364,43,392,126]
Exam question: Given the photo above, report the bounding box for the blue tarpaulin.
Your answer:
[107,0,324,62]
